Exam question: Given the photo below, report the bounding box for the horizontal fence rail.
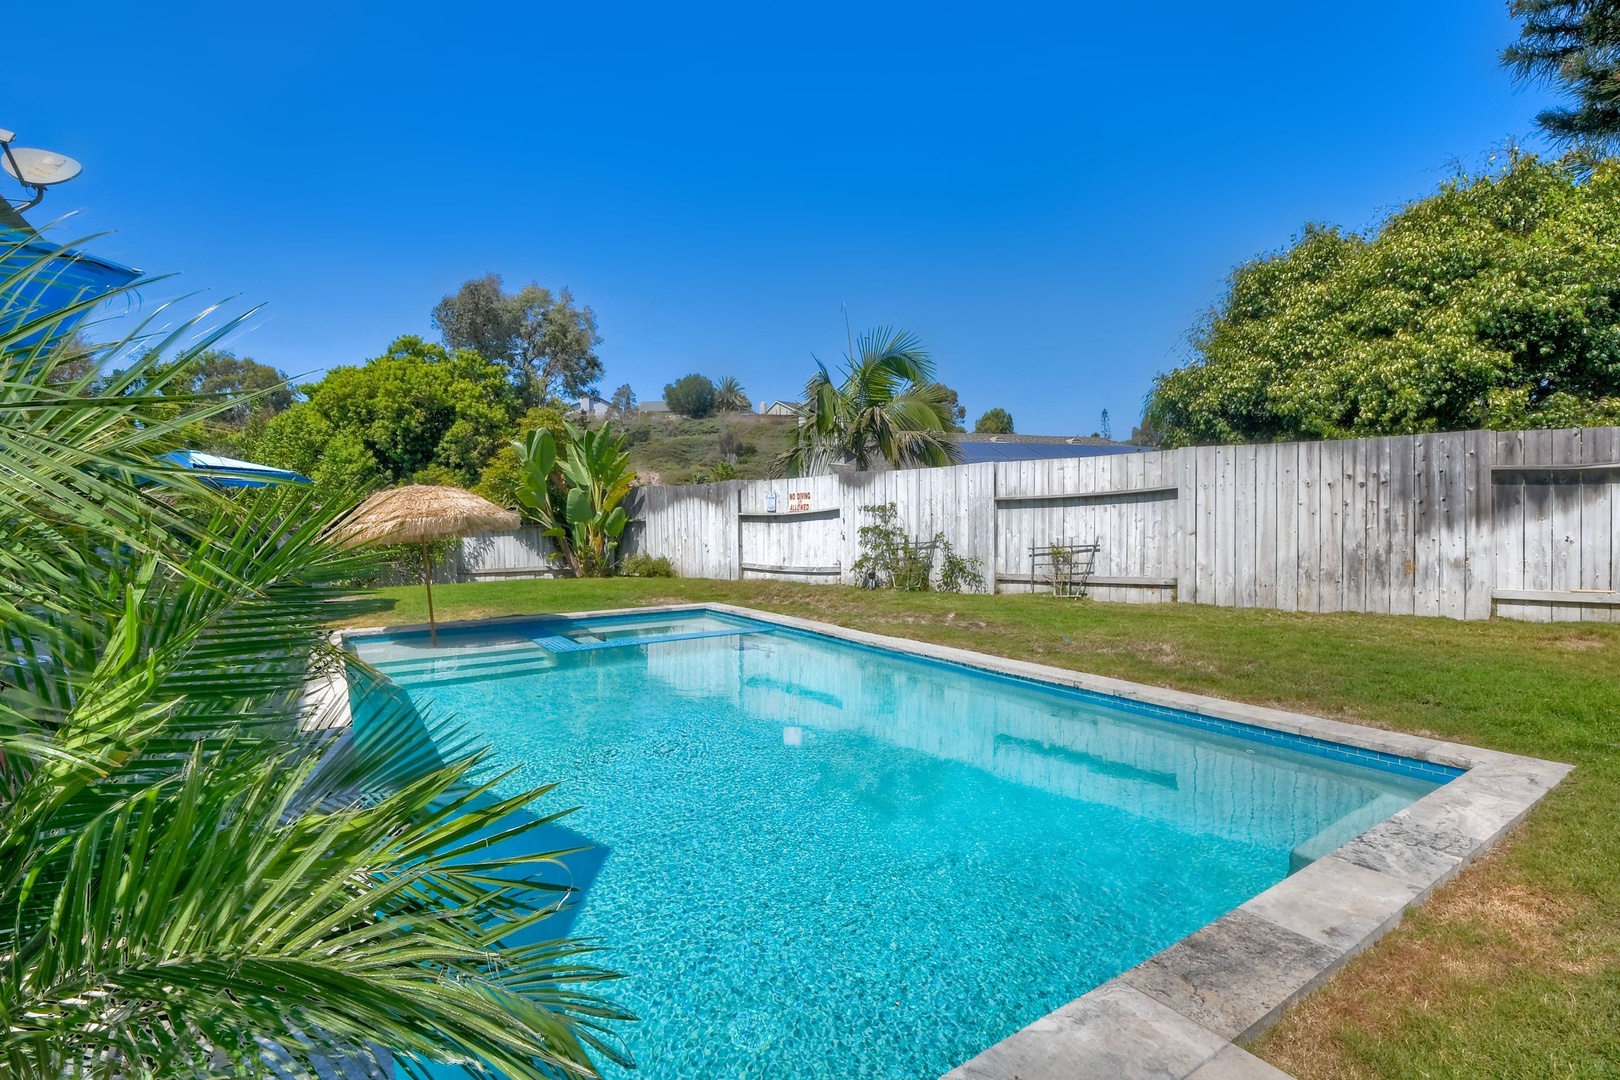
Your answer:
[453,426,1620,622]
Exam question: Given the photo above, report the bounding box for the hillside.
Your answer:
[622,411,798,485]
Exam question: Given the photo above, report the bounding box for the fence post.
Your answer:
[990,463,1000,594]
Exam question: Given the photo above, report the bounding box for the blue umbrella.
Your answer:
[158,449,311,489]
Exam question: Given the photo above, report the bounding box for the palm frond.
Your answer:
[0,247,630,1078]
[773,327,955,474]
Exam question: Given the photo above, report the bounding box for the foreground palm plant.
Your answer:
[773,327,960,477]
[0,234,630,1078]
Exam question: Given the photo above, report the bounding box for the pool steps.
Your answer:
[529,625,770,653]
[369,625,773,688]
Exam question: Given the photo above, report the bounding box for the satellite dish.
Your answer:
[1,147,82,187]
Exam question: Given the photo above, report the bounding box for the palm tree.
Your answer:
[713,376,750,413]
[773,327,961,477]
[0,235,629,1079]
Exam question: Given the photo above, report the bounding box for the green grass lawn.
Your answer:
[360,577,1620,1079]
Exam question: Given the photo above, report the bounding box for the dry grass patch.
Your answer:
[1252,836,1611,1079]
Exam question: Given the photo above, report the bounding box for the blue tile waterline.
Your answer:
[348,611,1453,1080]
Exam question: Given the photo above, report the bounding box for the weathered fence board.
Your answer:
[469,426,1620,622]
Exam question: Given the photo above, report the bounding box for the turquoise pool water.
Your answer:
[349,611,1452,1080]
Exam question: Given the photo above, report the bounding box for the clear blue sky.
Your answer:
[4,1,1561,435]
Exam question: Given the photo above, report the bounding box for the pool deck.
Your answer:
[336,602,1573,1080]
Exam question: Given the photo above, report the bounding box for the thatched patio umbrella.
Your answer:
[335,485,519,644]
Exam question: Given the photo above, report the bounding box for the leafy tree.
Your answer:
[714,376,750,412]
[246,406,376,494]
[1129,414,1165,447]
[126,348,296,426]
[410,462,463,486]
[180,350,296,423]
[936,384,968,429]
[1505,0,1620,148]
[974,408,1014,434]
[1146,154,1620,447]
[663,373,717,418]
[472,404,573,509]
[609,382,637,415]
[472,446,526,509]
[774,327,961,476]
[250,336,520,490]
[433,274,603,406]
[0,244,629,1078]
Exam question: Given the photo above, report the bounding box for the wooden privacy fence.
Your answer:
[604,426,1620,622]
[375,526,565,586]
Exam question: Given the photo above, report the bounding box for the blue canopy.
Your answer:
[1,231,140,349]
[158,450,312,489]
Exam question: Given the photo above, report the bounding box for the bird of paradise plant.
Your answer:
[513,421,634,576]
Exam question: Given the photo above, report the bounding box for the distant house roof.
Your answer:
[944,433,1147,465]
[640,399,670,413]
[759,400,798,417]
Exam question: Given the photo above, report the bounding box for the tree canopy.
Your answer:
[609,382,637,414]
[432,274,603,405]
[974,408,1014,434]
[663,373,717,418]
[1505,0,1620,148]
[248,336,521,491]
[936,384,968,429]
[138,349,296,426]
[1146,155,1620,447]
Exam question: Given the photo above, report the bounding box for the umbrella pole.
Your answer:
[421,539,437,645]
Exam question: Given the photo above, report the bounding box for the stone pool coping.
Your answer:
[336,603,1573,1080]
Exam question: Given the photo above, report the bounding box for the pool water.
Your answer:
[349,612,1450,1080]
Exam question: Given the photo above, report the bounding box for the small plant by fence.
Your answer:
[851,503,984,593]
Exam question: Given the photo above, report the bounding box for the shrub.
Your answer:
[620,553,677,577]
[974,408,1014,434]
[663,374,717,418]
[851,503,984,593]
[410,463,463,486]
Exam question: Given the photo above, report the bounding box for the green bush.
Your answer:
[974,408,1014,434]
[663,373,717,418]
[1148,154,1620,445]
[619,553,677,578]
[851,503,984,593]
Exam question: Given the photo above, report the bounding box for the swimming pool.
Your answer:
[347,608,1456,1079]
